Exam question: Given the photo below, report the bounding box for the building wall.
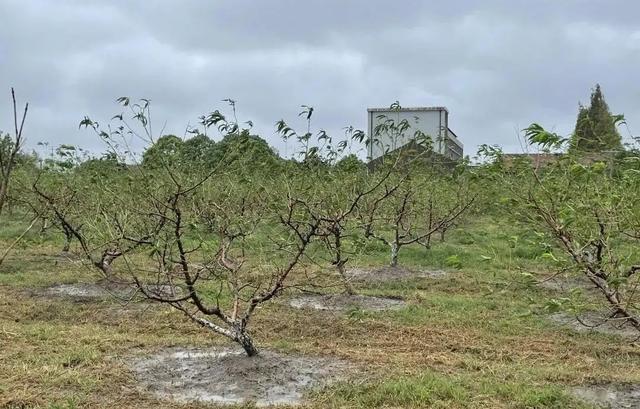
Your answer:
[367,108,462,161]
[446,128,464,160]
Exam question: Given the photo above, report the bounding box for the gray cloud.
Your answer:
[1,0,638,158]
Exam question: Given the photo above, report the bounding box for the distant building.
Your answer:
[367,106,463,162]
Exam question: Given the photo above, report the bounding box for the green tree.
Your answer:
[335,154,365,172]
[570,84,622,152]
[214,130,280,170]
[486,123,640,333]
[141,134,184,168]
[181,133,216,169]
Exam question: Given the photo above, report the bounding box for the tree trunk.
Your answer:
[0,182,8,217]
[235,329,258,357]
[95,259,113,276]
[95,251,120,277]
[390,243,399,267]
[40,217,49,233]
[336,261,355,295]
[62,229,72,253]
[183,311,260,357]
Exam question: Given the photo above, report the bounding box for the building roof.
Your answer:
[367,106,449,113]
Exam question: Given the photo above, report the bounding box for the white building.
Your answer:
[367,106,463,161]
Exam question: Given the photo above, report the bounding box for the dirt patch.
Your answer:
[130,347,352,407]
[549,312,640,341]
[43,281,135,300]
[572,384,640,408]
[347,266,447,283]
[44,283,110,298]
[288,293,407,312]
[538,273,599,294]
[42,280,182,301]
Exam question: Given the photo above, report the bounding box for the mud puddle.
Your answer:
[549,312,640,341]
[288,293,407,312]
[573,384,640,408]
[42,281,182,301]
[538,273,599,294]
[130,347,352,407]
[44,283,113,299]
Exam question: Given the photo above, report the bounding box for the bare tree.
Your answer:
[120,176,322,356]
[0,88,28,215]
[31,97,336,356]
[32,172,168,277]
[28,186,80,253]
[0,88,34,267]
[312,169,396,294]
[360,175,475,267]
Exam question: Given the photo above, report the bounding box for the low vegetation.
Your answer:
[1,86,639,408]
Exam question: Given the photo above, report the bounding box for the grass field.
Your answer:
[1,215,638,408]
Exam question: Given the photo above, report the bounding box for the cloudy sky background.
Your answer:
[1,0,639,159]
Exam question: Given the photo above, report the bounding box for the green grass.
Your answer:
[323,372,583,409]
[325,372,470,408]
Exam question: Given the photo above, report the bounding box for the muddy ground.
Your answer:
[40,280,182,302]
[347,265,447,283]
[130,347,353,407]
[44,282,116,299]
[288,293,407,312]
[572,384,640,408]
[538,272,600,295]
[549,312,640,341]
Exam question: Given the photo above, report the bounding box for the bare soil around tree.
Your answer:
[130,347,353,407]
[549,311,640,341]
[572,384,640,408]
[538,272,600,295]
[38,279,181,302]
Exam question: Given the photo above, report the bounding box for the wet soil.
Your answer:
[549,312,640,341]
[130,347,352,407]
[572,384,640,408]
[44,282,113,299]
[288,293,407,312]
[41,280,182,301]
[538,273,600,295]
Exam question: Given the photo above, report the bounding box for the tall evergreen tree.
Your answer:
[570,84,622,152]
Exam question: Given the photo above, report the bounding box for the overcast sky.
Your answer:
[1,0,639,159]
